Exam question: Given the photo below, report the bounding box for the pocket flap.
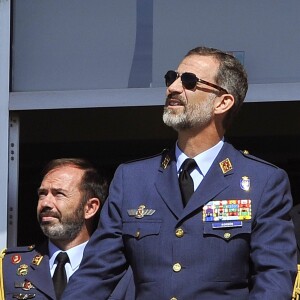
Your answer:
[203,221,251,241]
[123,221,161,239]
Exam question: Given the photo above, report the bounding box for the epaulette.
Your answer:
[3,245,36,255]
[240,150,278,168]
[123,149,168,165]
[0,244,42,299]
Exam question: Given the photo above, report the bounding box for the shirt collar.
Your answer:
[176,139,224,176]
[48,240,88,271]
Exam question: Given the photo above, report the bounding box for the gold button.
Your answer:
[173,263,182,272]
[28,245,35,250]
[170,298,177,300]
[175,228,184,238]
[135,231,140,238]
[224,232,231,239]
[243,150,249,155]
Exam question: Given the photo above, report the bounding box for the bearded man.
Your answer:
[0,158,135,300]
[63,46,297,300]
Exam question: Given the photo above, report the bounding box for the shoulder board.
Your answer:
[124,148,168,165]
[3,245,36,255]
[239,150,277,168]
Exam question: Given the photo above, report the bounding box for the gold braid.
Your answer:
[292,265,300,300]
[0,248,7,300]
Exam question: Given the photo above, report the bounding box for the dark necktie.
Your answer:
[179,158,197,206]
[52,252,69,300]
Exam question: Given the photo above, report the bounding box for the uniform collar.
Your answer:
[176,139,224,176]
[48,240,88,271]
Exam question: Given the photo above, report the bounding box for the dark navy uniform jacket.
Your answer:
[0,242,135,299]
[63,142,297,300]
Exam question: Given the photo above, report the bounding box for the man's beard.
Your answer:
[163,93,215,131]
[39,203,85,241]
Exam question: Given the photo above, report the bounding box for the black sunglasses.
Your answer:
[164,70,228,94]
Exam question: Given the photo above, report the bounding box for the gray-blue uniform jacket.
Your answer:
[63,141,297,300]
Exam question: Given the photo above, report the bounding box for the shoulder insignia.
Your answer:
[240,150,278,168]
[5,245,36,254]
[123,151,162,165]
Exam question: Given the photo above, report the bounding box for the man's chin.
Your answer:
[163,113,185,127]
[40,224,61,235]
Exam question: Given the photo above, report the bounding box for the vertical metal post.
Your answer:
[0,0,11,248]
[7,113,20,247]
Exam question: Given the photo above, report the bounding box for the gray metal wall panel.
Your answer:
[11,0,300,93]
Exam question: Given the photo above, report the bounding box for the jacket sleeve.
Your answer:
[63,165,129,299]
[249,167,297,299]
[108,267,135,300]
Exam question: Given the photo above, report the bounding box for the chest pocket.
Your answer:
[203,221,251,241]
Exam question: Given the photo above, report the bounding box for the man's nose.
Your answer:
[167,77,184,94]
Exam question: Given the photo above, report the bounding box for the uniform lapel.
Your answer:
[26,244,56,299]
[179,142,235,221]
[155,149,184,219]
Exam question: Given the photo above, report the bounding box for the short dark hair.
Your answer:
[185,46,248,129]
[41,158,108,226]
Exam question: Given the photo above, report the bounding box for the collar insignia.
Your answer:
[219,158,233,174]
[161,155,171,169]
[32,254,43,266]
[127,205,156,219]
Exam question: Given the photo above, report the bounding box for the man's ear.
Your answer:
[84,198,100,220]
[214,94,235,115]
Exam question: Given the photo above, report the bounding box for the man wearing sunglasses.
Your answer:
[63,46,297,299]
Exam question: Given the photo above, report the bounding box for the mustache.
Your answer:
[166,93,186,105]
[39,209,60,219]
